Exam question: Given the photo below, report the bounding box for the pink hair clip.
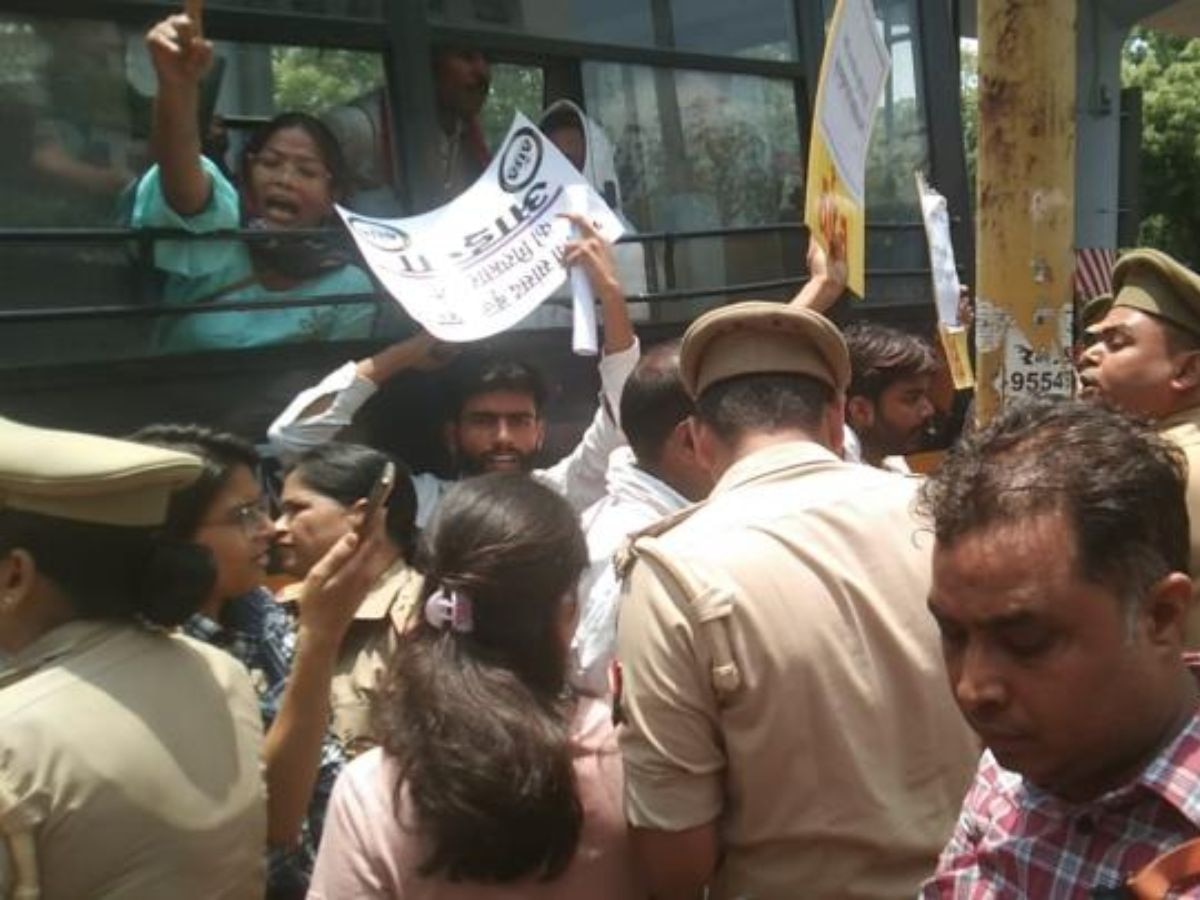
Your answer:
[424,588,474,633]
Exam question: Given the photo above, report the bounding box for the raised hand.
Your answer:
[145,11,213,89]
[560,212,622,303]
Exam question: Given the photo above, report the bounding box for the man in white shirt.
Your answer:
[269,218,638,528]
[574,340,713,694]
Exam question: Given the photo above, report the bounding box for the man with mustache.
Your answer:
[1076,249,1200,643]
[842,322,938,471]
[921,399,1200,899]
[268,215,637,528]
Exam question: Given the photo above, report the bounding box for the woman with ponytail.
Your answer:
[308,473,644,899]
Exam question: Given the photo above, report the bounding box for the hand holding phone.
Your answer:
[357,461,396,538]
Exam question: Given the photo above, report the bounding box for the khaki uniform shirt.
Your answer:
[331,560,423,753]
[1159,407,1200,646]
[0,620,266,900]
[617,442,979,900]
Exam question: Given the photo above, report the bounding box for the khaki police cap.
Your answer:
[1080,293,1113,331]
[680,301,851,398]
[0,417,203,527]
[1111,249,1200,337]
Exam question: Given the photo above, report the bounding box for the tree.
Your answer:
[1122,29,1200,262]
[271,47,383,113]
[960,40,979,199]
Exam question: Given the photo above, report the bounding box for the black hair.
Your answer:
[620,339,692,468]
[920,397,1189,609]
[0,509,213,628]
[695,372,833,444]
[376,473,588,883]
[128,425,260,541]
[290,443,417,560]
[239,111,352,202]
[844,323,939,403]
[451,356,547,419]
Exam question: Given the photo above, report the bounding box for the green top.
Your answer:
[132,157,376,353]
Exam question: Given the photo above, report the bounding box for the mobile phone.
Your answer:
[357,461,395,537]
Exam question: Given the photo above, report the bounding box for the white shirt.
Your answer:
[571,447,689,695]
[268,341,640,528]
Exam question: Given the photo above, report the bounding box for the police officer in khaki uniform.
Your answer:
[1077,249,1200,644]
[0,418,266,899]
[614,302,979,900]
[325,558,423,750]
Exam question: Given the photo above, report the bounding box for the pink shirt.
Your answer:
[308,698,644,900]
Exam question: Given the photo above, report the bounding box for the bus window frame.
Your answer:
[0,0,972,331]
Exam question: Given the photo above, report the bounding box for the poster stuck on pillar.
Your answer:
[338,113,624,344]
[804,0,890,298]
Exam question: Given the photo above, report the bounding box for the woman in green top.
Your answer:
[134,11,376,354]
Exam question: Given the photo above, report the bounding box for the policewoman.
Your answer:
[0,418,266,899]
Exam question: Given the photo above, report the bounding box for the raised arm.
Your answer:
[562,212,635,354]
[789,234,848,313]
[266,332,455,459]
[145,11,214,217]
[538,215,640,511]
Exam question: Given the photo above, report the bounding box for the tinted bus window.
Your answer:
[429,0,798,60]
[0,12,389,367]
[866,0,930,222]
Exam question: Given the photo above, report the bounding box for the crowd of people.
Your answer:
[6,6,1200,900]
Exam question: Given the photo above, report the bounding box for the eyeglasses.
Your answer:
[200,500,273,538]
[250,151,331,185]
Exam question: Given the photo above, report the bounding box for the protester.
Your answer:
[308,473,643,899]
[274,442,422,752]
[0,417,265,899]
[268,215,639,527]
[572,340,711,695]
[133,424,386,899]
[920,398,1200,898]
[133,10,375,352]
[1076,248,1200,643]
[614,301,978,899]
[842,322,938,470]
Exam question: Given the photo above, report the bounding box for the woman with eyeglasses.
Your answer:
[133,424,387,900]
[131,9,375,353]
[308,473,644,899]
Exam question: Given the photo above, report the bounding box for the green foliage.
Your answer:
[480,63,544,148]
[960,40,978,199]
[271,46,383,114]
[1122,29,1200,262]
[866,95,928,221]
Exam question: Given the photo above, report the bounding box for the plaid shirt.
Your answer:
[923,698,1200,899]
[183,589,345,899]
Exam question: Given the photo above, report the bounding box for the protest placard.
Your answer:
[338,113,624,344]
[916,172,974,390]
[804,0,890,297]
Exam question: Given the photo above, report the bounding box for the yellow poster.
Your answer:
[804,0,891,298]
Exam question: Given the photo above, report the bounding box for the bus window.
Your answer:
[0,13,391,368]
[428,0,798,60]
[863,0,934,294]
[866,0,930,224]
[582,63,804,318]
[479,61,545,150]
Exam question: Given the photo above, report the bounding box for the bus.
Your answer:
[0,0,971,468]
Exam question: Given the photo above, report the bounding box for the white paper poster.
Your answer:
[815,0,891,207]
[338,114,624,343]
